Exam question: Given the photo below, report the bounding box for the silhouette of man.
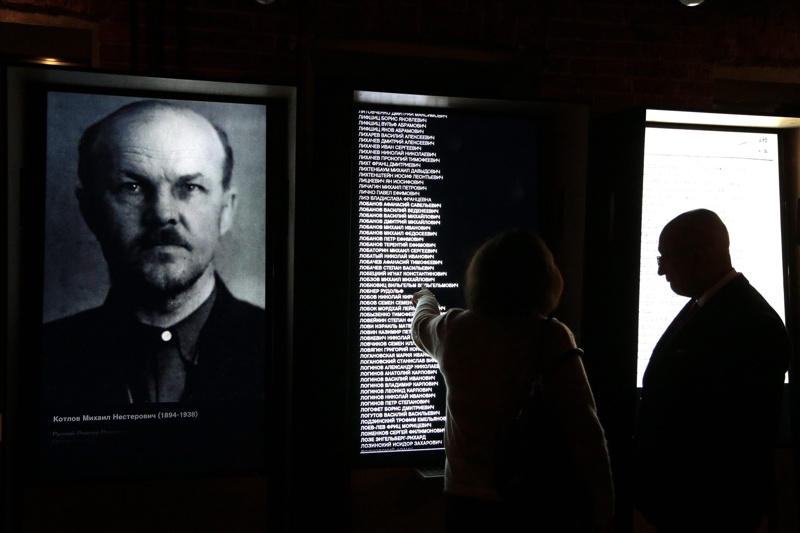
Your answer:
[42,100,265,405]
[634,209,790,532]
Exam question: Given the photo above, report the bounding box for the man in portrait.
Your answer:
[42,99,266,407]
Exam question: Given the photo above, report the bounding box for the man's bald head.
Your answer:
[658,209,733,298]
[662,209,730,258]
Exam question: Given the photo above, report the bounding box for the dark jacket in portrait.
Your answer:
[635,274,791,528]
[38,276,268,479]
[41,276,266,408]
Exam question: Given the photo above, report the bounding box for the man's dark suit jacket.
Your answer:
[42,276,266,407]
[635,274,790,529]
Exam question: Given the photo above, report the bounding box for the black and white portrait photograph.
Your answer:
[41,92,267,408]
[33,90,270,480]
[44,93,267,318]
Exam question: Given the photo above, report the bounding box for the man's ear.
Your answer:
[219,188,237,236]
[694,246,707,261]
[76,188,100,238]
[689,246,707,272]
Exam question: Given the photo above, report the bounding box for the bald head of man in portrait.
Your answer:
[42,100,266,406]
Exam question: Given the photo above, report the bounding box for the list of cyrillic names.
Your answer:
[357,109,456,453]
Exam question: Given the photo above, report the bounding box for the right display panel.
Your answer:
[637,125,786,387]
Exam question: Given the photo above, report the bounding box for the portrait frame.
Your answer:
[3,65,294,489]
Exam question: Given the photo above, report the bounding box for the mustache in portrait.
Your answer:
[137,227,193,251]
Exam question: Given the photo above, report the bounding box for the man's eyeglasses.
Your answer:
[657,247,694,267]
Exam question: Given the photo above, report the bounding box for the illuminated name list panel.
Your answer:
[357,109,452,454]
[354,104,540,457]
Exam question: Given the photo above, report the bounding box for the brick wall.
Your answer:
[0,0,800,110]
[4,0,798,113]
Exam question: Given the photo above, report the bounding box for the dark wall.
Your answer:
[7,0,799,113]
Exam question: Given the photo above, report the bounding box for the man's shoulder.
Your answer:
[40,305,117,400]
[43,305,108,338]
[713,274,780,317]
[202,279,268,350]
[211,279,267,323]
[708,274,790,356]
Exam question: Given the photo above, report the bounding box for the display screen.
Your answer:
[353,102,541,458]
[636,126,786,387]
[34,89,272,481]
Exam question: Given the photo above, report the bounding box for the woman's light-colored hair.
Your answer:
[465,229,563,318]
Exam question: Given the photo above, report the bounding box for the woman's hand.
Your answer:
[411,286,434,307]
